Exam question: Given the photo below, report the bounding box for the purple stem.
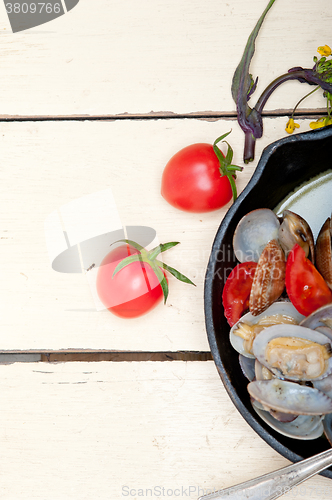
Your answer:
[254,71,308,114]
[243,69,318,163]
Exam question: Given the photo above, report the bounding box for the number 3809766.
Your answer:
[5,3,62,14]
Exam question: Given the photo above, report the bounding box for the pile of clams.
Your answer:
[227,208,332,441]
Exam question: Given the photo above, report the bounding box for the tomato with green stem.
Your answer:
[161,131,242,213]
[96,240,195,318]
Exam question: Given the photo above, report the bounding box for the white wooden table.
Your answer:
[1,0,332,498]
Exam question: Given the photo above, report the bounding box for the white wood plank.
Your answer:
[0,361,330,499]
[0,116,320,351]
[0,0,330,115]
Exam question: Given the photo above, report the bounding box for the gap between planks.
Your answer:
[0,351,213,364]
[0,109,326,122]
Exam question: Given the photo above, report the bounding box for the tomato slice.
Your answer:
[222,262,257,326]
[286,244,332,316]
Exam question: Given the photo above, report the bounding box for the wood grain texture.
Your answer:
[0,361,330,499]
[0,116,315,351]
[0,0,330,116]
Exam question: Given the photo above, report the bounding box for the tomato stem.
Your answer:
[213,131,243,202]
[111,239,195,304]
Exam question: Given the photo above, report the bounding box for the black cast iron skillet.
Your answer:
[204,125,332,477]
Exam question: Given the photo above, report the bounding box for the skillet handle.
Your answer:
[198,448,332,500]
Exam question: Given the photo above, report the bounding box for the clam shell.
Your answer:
[252,397,297,424]
[248,379,332,415]
[239,355,255,381]
[253,324,332,381]
[233,209,280,263]
[316,217,332,289]
[278,210,315,262]
[249,240,286,316]
[230,301,305,359]
[313,373,332,399]
[315,326,332,341]
[269,409,298,423]
[323,413,332,446]
[300,303,332,333]
[253,406,324,440]
[255,359,273,381]
[251,398,265,411]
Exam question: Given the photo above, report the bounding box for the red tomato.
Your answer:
[161,143,233,213]
[286,244,332,316]
[222,262,257,326]
[96,244,167,318]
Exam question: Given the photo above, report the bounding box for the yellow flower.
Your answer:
[285,118,300,134]
[317,45,332,57]
[310,117,332,129]
[310,120,325,130]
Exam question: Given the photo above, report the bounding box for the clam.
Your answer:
[313,373,332,399]
[254,360,300,423]
[249,239,286,316]
[233,209,280,263]
[253,406,324,440]
[316,216,332,289]
[300,304,332,340]
[255,359,273,381]
[253,324,332,381]
[278,210,315,262]
[248,379,332,415]
[239,355,256,381]
[230,301,305,359]
[323,413,332,446]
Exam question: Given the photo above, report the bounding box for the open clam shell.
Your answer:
[252,406,324,441]
[248,379,332,415]
[300,303,332,334]
[233,209,280,263]
[278,210,315,262]
[253,324,332,381]
[230,301,305,359]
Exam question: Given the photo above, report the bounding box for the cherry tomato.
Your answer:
[96,244,167,318]
[161,143,233,213]
[285,244,332,316]
[222,262,257,326]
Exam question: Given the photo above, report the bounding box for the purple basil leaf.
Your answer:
[231,0,276,139]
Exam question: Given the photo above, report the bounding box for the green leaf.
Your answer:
[111,239,144,252]
[212,130,242,202]
[213,130,232,146]
[148,242,180,261]
[149,261,169,304]
[223,141,234,165]
[227,174,238,202]
[213,143,227,176]
[156,260,196,286]
[227,164,243,172]
[112,254,143,278]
